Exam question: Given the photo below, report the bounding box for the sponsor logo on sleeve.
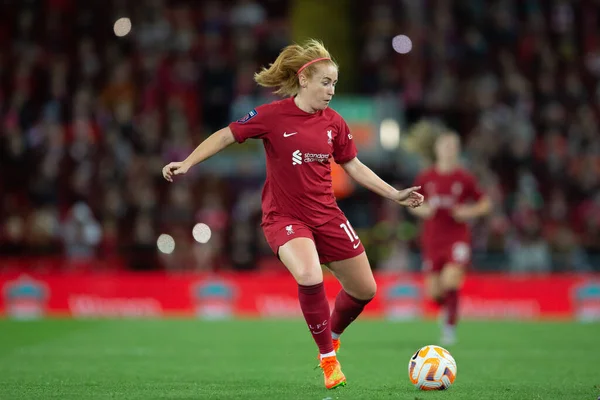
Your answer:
[237,109,257,124]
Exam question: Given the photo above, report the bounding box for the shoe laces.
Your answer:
[320,357,338,376]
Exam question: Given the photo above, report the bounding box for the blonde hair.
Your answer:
[254,39,337,97]
[402,119,446,164]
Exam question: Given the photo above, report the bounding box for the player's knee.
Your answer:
[359,282,377,300]
[293,266,323,286]
[345,282,376,301]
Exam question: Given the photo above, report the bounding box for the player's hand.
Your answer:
[394,186,425,208]
[162,161,190,182]
[451,205,472,222]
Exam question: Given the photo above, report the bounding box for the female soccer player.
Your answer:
[162,39,424,389]
[409,132,491,345]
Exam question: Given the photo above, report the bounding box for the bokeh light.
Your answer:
[156,234,175,254]
[113,17,132,37]
[192,223,212,244]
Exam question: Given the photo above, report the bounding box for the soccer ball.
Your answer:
[408,345,457,390]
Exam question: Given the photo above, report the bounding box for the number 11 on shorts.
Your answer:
[340,220,360,249]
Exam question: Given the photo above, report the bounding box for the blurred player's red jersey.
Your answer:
[229,97,357,226]
[413,168,483,268]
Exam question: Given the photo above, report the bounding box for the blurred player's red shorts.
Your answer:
[422,242,471,273]
[262,212,365,264]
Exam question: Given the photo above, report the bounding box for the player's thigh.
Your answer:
[263,218,321,285]
[313,214,365,264]
[278,237,323,286]
[328,252,376,300]
[440,263,466,290]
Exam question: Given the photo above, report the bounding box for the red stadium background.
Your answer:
[2,259,599,321]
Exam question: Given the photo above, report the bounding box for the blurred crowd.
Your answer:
[1,0,599,273]
[363,0,600,273]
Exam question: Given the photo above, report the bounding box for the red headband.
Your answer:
[296,57,331,75]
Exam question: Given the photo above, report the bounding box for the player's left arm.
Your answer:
[341,157,424,208]
[333,117,423,208]
[451,173,492,221]
[451,196,492,221]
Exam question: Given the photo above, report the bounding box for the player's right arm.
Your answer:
[162,105,270,182]
[162,127,235,182]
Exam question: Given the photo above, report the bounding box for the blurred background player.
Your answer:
[163,39,423,389]
[409,131,491,345]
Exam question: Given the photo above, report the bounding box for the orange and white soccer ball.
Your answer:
[408,345,457,390]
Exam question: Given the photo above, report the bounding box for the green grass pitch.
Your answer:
[0,319,598,399]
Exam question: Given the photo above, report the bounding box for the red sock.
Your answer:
[298,283,334,354]
[330,290,373,336]
[445,289,459,326]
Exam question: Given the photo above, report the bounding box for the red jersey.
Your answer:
[229,97,357,226]
[413,167,483,253]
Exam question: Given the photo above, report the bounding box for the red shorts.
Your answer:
[422,242,471,273]
[262,213,365,264]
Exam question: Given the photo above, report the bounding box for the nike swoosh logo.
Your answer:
[311,328,327,334]
[283,132,298,137]
[353,241,361,249]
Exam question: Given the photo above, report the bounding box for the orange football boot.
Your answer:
[320,355,346,389]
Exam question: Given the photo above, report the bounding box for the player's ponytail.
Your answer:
[254,39,337,97]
